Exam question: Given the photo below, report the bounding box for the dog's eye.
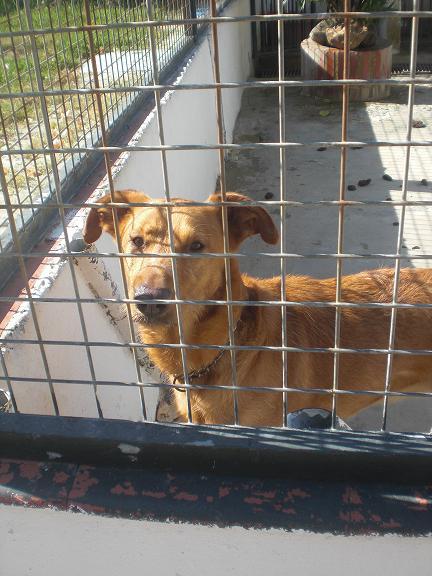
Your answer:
[189,241,204,252]
[132,236,145,248]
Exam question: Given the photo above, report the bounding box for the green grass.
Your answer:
[0,0,184,206]
[1,2,149,106]
[0,0,182,119]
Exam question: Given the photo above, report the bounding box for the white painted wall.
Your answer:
[0,0,252,422]
[2,505,432,576]
[2,260,156,421]
[114,0,252,199]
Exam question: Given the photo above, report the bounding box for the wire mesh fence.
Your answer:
[0,0,208,284]
[0,0,431,435]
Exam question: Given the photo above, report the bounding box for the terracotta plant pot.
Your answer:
[300,37,393,101]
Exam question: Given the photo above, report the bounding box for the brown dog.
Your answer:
[83,190,432,426]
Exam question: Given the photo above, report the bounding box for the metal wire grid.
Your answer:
[0,0,208,262]
[0,0,431,431]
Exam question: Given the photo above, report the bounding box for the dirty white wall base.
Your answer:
[2,252,156,421]
[2,505,432,576]
[0,0,252,421]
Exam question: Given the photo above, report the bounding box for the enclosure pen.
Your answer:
[0,0,431,443]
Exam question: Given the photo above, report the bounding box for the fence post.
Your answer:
[251,0,257,61]
[191,0,198,41]
[185,0,198,40]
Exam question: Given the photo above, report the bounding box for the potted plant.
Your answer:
[299,0,396,101]
[305,0,395,50]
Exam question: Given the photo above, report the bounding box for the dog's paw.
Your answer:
[156,387,188,423]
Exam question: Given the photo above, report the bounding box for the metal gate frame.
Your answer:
[0,0,432,480]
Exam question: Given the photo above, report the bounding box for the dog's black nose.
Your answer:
[134,286,172,321]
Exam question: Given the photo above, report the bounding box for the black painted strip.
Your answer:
[0,413,431,482]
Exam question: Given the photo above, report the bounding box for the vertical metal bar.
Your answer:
[190,0,198,40]
[83,0,148,421]
[134,0,152,88]
[45,2,75,176]
[24,0,104,418]
[99,0,117,123]
[37,4,68,175]
[1,6,44,215]
[277,0,288,427]
[68,0,99,149]
[129,1,147,99]
[156,0,169,68]
[0,344,17,413]
[146,0,193,423]
[61,2,89,162]
[331,0,350,428]
[111,0,134,117]
[381,0,420,431]
[14,0,52,194]
[0,153,58,415]
[50,1,80,172]
[210,0,240,426]
[0,39,39,222]
[0,111,26,230]
[0,155,18,412]
[250,0,257,61]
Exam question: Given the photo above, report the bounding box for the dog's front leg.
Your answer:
[156,387,189,423]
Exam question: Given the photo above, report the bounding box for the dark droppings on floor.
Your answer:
[358,179,371,187]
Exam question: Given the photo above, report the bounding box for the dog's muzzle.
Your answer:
[134,285,172,322]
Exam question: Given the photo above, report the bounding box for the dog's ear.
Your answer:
[83,190,150,244]
[208,192,279,246]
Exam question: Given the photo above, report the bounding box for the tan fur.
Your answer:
[84,190,432,426]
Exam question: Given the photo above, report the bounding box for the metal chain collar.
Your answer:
[170,315,244,393]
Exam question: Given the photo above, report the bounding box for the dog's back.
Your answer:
[241,268,432,420]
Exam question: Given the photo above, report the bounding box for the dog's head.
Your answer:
[83,189,278,326]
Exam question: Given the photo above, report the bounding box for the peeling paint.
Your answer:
[342,486,362,505]
[414,493,430,507]
[253,490,276,500]
[19,462,42,481]
[285,488,310,502]
[0,461,13,484]
[218,486,230,499]
[47,452,62,460]
[244,497,263,505]
[53,471,70,485]
[142,490,167,499]
[282,508,296,515]
[118,443,140,455]
[174,492,199,502]
[69,468,99,499]
[111,482,137,496]
[339,510,366,523]
[0,456,431,535]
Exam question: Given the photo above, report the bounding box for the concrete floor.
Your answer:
[225,78,432,433]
